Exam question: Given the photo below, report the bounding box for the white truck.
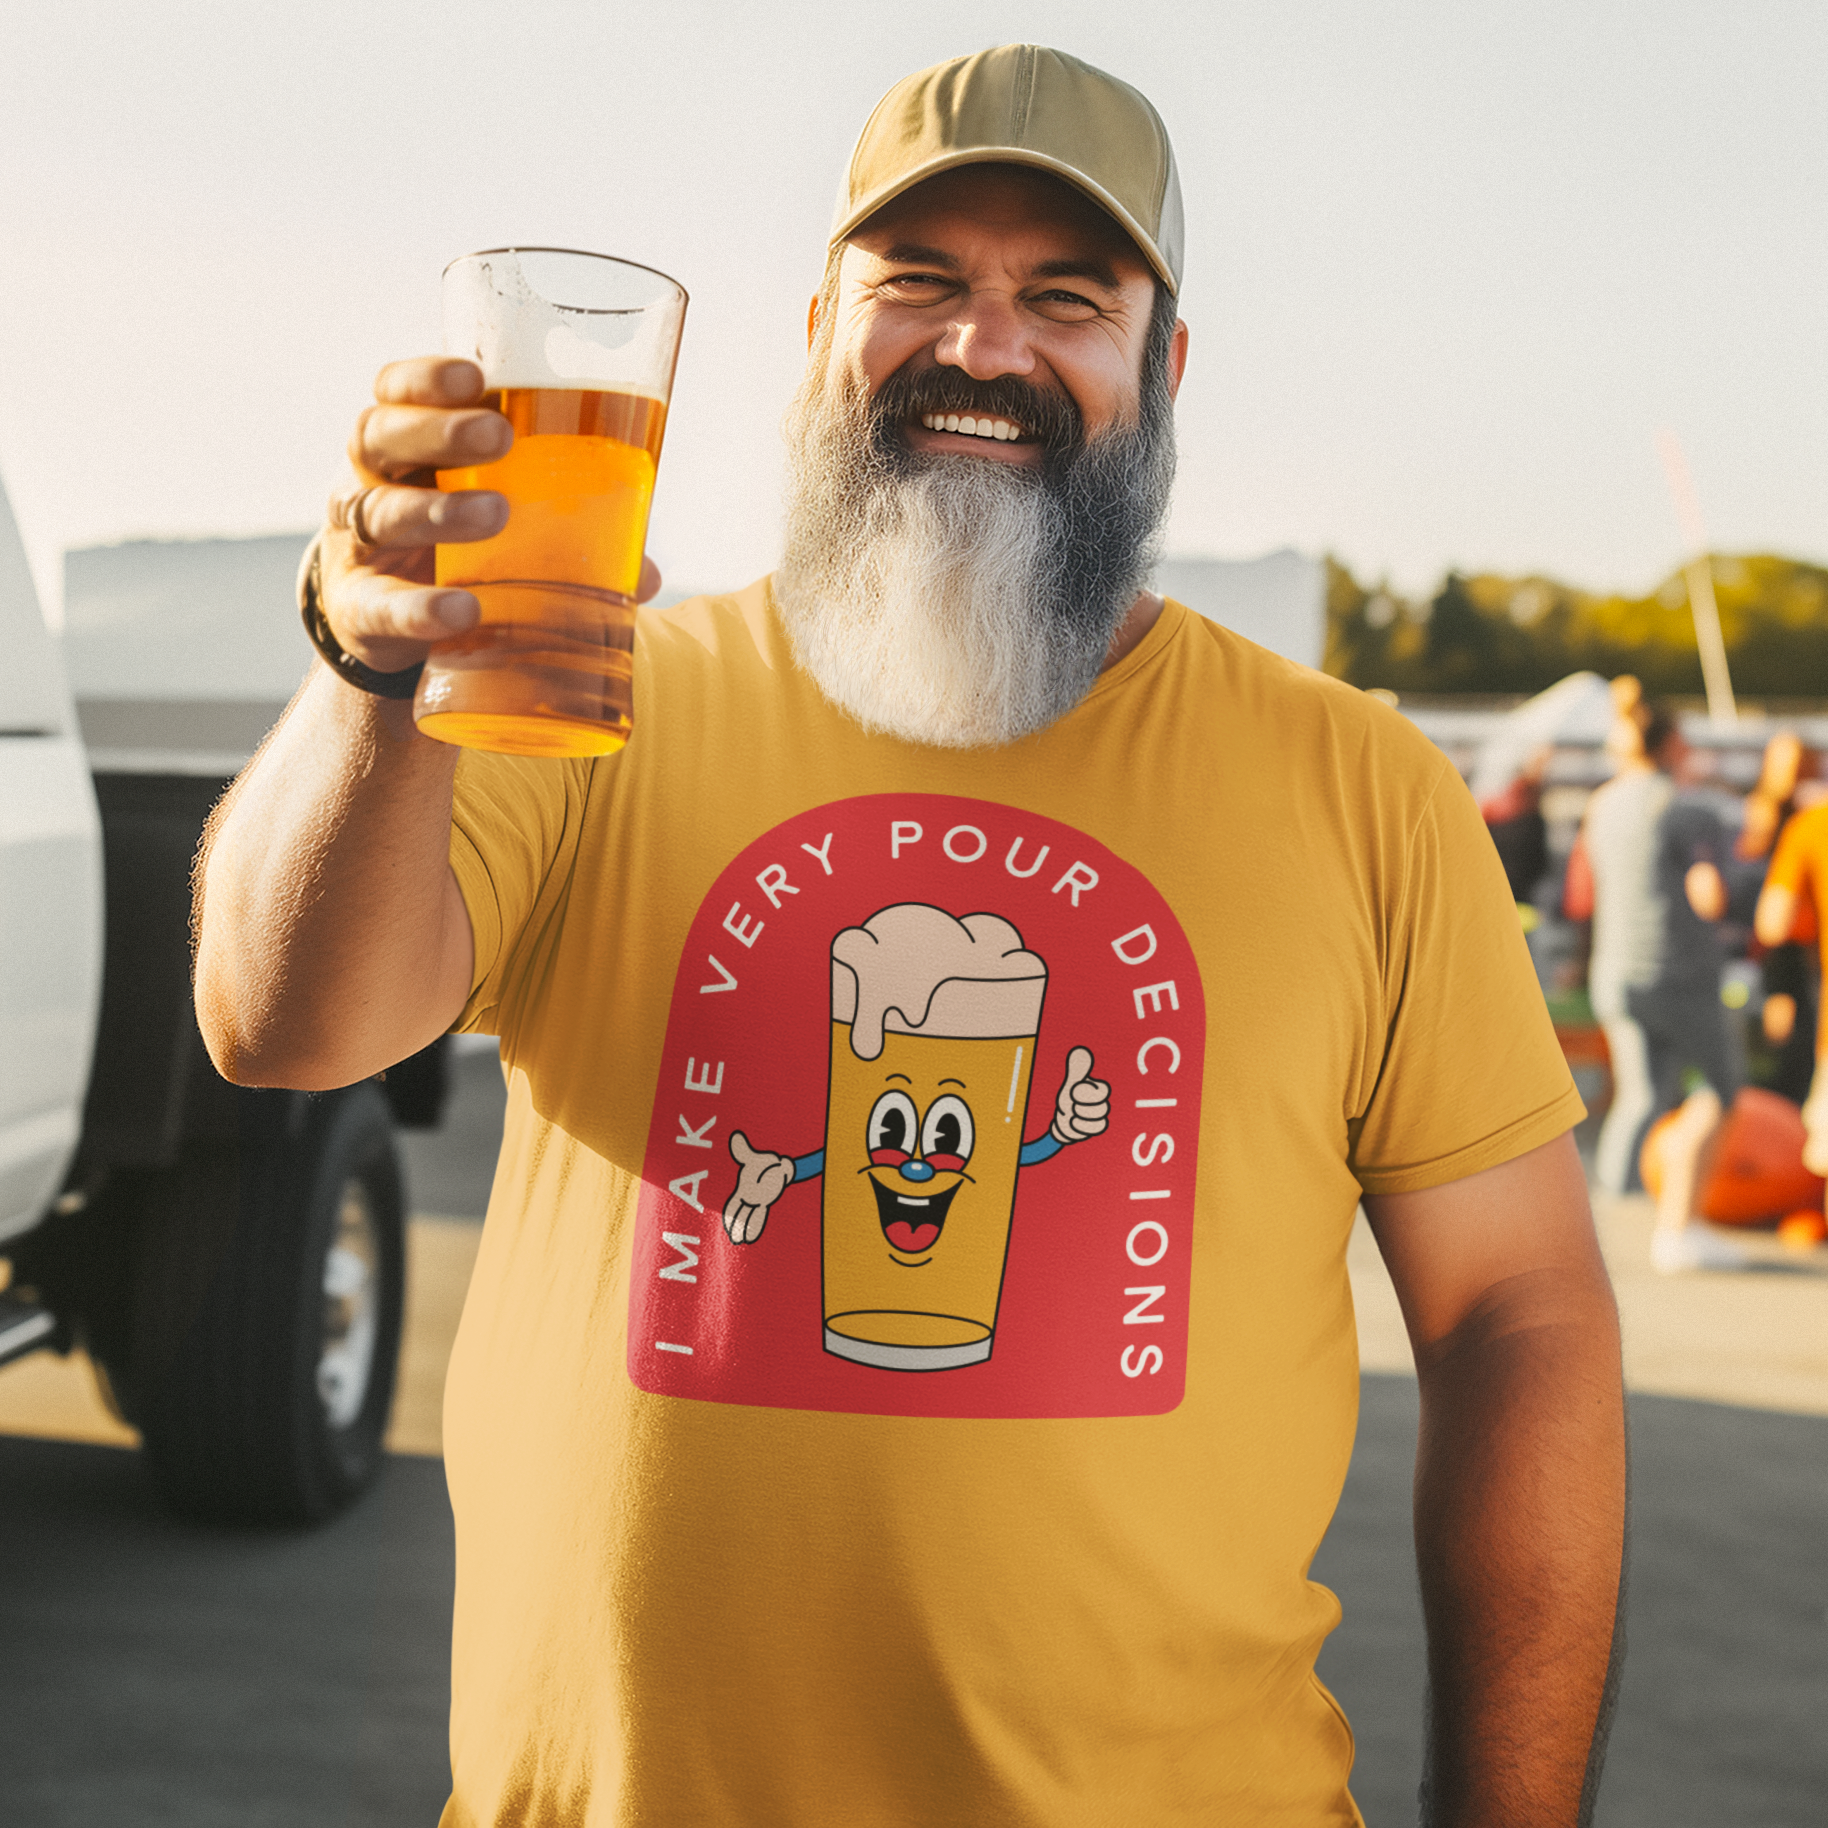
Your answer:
[0,474,445,1523]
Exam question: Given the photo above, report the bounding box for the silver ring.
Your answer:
[334,484,380,556]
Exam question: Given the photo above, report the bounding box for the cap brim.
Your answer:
[829,146,1178,295]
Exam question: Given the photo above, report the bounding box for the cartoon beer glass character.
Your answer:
[722,905,1109,1370]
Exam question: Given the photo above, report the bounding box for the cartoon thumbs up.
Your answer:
[1050,1045,1111,1146]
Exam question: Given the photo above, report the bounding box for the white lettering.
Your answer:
[699,955,738,995]
[1133,980,1180,1019]
[1134,1096,1177,1108]
[943,823,988,863]
[1126,1220,1170,1266]
[755,864,798,910]
[659,1232,701,1282]
[800,832,836,876]
[684,1058,726,1095]
[1111,922,1158,965]
[1121,1343,1165,1378]
[668,1171,709,1213]
[1051,860,1099,906]
[1129,1189,1172,1201]
[656,1341,694,1356]
[1136,1037,1181,1075]
[1131,1132,1175,1168]
[1122,1285,1167,1325]
[1004,836,1050,879]
[891,820,923,858]
[675,1113,717,1150]
[722,902,764,949]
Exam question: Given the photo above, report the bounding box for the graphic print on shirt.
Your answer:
[629,795,1205,1418]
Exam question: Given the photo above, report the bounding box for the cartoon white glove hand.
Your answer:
[722,1130,794,1244]
[1049,1046,1110,1146]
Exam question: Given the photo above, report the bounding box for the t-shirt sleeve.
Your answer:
[1349,759,1587,1196]
[1765,808,1816,898]
[448,751,593,1036]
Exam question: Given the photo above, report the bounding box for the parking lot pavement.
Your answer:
[1314,1375,1828,1827]
[2,1045,1824,1824]
[0,1433,454,1828]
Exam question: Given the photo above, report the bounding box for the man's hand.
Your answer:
[322,356,663,673]
[1365,1132,1626,1825]
[321,357,508,674]
[1683,860,1727,923]
[722,1132,794,1244]
[1049,1046,1110,1146]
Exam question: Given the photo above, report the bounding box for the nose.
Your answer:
[902,1159,936,1182]
[935,293,1036,383]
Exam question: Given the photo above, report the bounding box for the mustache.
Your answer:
[868,364,1083,454]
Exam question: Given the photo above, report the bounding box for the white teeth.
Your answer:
[916,413,1025,443]
[896,1196,931,1208]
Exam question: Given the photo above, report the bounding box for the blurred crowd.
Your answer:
[1477,675,1828,1272]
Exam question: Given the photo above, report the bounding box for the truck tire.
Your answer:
[131,1083,406,1524]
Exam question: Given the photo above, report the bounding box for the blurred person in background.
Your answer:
[1754,773,1828,1174]
[1564,687,1749,1270]
[1480,742,1552,905]
[1739,732,1818,1105]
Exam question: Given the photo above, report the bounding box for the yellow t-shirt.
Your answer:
[440,582,1582,1827]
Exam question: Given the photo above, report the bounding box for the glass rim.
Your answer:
[443,245,688,307]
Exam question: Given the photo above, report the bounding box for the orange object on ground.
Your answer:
[1778,1211,1828,1250]
[1641,1086,1826,1225]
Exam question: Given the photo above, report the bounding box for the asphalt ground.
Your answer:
[1,1045,1823,1825]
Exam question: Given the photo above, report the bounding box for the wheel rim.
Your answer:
[317,1178,382,1431]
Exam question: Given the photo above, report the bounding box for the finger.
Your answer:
[636,556,664,604]
[329,569,479,664]
[351,402,511,482]
[729,1130,756,1165]
[329,481,507,554]
[374,357,488,408]
[1061,1046,1093,1089]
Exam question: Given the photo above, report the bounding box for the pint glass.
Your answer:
[820,914,1047,1371]
[419,248,687,757]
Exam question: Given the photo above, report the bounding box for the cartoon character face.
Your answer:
[863,1081,978,1258]
[822,1025,1037,1364]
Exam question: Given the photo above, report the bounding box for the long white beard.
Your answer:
[775,363,1173,749]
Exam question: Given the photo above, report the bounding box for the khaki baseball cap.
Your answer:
[831,44,1184,295]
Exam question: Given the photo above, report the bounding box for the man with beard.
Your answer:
[195,45,1625,1828]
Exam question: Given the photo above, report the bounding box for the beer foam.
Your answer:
[444,250,685,393]
[831,904,1047,1061]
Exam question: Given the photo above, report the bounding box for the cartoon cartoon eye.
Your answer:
[867,1090,919,1165]
[920,1094,975,1171]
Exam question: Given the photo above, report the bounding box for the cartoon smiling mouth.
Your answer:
[870,1178,963,1255]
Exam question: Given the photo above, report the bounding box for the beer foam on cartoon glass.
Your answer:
[822,904,1047,1370]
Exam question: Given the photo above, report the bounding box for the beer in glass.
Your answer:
[419,248,687,758]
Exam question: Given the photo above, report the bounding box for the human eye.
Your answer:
[1029,288,1102,323]
[876,271,954,302]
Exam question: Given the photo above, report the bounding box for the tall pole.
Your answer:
[1657,430,1737,727]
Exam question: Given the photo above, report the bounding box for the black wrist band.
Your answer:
[297,536,427,702]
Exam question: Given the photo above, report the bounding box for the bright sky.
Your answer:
[2,1,1822,623]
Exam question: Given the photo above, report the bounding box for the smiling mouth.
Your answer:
[916,412,1031,444]
[870,1177,962,1254]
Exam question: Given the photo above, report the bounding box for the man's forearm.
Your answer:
[1412,1284,1626,1827]
[194,662,469,1088]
